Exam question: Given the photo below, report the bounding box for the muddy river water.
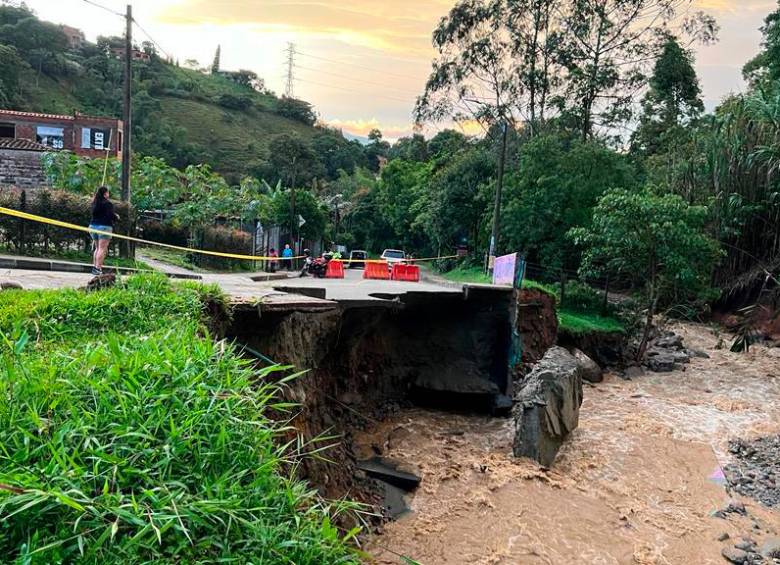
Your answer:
[359,323,780,564]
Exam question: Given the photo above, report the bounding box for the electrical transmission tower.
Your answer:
[284,42,296,98]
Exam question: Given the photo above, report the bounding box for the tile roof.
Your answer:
[0,109,74,121]
[0,138,54,152]
[0,109,121,122]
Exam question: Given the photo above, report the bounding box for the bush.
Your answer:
[0,188,133,257]
[138,219,188,247]
[198,225,253,270]
[0,274,359,563]
[560,280,607,313]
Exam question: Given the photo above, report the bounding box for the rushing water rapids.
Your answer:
[361,323,780,565]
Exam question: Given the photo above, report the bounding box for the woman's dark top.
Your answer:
[91,198,115,227]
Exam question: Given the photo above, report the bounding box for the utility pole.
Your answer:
[284,42,296,98]
[487,121,508,273]
[120,4,133,258]
[121,4,132,203]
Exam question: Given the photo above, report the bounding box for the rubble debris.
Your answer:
[643,330,695,372]
[724,436,780,508]
[513,346,583,466]
[357,458,421,491]
[84,273,116,291]
[0,280,23,290]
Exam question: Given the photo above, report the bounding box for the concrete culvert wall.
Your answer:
[227,288,518,501]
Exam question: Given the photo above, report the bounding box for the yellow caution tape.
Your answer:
[0,206,460,263]
[0,206,295,261]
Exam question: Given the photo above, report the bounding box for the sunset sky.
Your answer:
[23,0,778,140]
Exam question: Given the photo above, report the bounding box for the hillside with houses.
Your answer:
[0,4,369,183]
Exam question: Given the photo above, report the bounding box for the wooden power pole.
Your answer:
[121,4,132,204]
[120,4,133,258]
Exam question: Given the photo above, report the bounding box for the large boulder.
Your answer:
[513,347,583,466]
[573,348,603,383]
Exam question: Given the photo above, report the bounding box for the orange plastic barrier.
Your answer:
[325,260,345,279]
[391,263,420,282]
[363,260,390,280]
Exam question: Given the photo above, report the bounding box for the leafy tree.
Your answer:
[631,35,704,156]
[507,0,563,133]
[276,96,317,125]
[310,132,366,178]
[0,43,23,105]
[389,133,429,162]
[217,93,252,110]
[422,147,494,252]
[557,0,717,140]
[266,133,322,188]
[743,1,780,85]
[211,44,221,74]
[376,159,432,250]
[416,0,526,261]
[365,128,390,172]
[570,189,720,358]
[427,129,468,159]
[270,188,327,242]
[502,132,637,270]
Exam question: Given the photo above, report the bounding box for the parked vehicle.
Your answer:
[381,249,406,271]
[347,249,368,269]
[300,251,332,278]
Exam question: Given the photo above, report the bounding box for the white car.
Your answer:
[381,249,406,270]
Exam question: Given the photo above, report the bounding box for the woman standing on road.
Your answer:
[89,186,117,275]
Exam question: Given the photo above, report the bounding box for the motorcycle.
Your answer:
[300,253,332,278]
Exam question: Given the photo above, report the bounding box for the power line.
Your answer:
[293,63,421,96]
[80,0,124,17]
[291,77,412,104]
[132,17,174,61]
[297,50,417,81]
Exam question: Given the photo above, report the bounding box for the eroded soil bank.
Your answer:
[363,323,780,564]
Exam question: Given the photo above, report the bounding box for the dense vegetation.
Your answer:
[0,3,368,183]
[0,275,358,563]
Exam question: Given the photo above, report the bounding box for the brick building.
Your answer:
[0,109,123,159]
[60,25,86,50]
[0,138,51,190]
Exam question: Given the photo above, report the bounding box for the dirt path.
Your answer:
[361,323,780,565]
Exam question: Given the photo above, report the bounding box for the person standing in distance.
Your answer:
[89,186,117,275]
[281,243,294,271]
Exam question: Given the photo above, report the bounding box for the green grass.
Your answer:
[557,310,625,335]
[439,266,623,335]
[137,247,205,273]
[0,274,359,563]
[522,278,557,297]
[157,96,318,179]
[440,265,492,284]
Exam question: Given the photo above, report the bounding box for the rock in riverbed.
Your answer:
[513,346,583,467]
[724,436,780,508]
[573,348,603,383]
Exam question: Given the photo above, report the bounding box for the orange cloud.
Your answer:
[158,0,453,56]
[324,117,413,140]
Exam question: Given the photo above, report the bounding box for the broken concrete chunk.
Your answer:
[513,346,583,467]
[573,348,603,383]
[357,458,421,491]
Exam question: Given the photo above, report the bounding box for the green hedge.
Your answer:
[0,189,133,257]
